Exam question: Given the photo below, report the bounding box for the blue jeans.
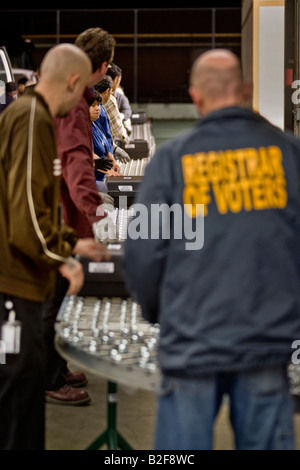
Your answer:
[154,367,295,450]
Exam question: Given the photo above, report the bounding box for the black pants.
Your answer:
[41,273,69,390]
[0,293,45,450]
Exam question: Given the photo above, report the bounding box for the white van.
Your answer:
[0,46,14,103]
[12,68,37,87]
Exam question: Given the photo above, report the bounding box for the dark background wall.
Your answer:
[0,5,242,103]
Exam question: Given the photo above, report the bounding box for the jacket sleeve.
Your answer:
[115,92,132,121]
[99,107,114,154]
[92,123,108,158]
[103,96,129,143]
[123,146,173,324]
[8,104,78,269]
[55,104,104,226]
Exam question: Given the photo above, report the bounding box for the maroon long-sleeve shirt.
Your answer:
[55,88,104,238]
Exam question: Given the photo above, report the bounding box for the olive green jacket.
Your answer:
[0,90,78,302]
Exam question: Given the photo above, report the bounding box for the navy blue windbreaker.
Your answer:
[124,107,300,377]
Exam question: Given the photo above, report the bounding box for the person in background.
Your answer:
[107,62,132,136]
[89,89,121,193]
[96,71,130,144]
[124,49,300,450]
[42,27,116,406]
[95,76,130,165]
[0,81,18,114]
[24,66,41,92]
[0,43,109,450]
[17,77,28,96]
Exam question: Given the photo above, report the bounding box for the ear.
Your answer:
[242,80,252,105]
[99,62,109,77]
[68,73,80,92]
[189,86,203,110]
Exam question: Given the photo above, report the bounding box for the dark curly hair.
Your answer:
[95,75,113,94]
[75,27,116,73]
[106,63,122,80]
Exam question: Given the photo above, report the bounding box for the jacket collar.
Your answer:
[198,106,266,127]
[25,88,50,114]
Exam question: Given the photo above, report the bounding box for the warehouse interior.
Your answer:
[2,1,300,451]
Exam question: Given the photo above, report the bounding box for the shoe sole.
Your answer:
[67,380,88,388]
[45,396,91,406]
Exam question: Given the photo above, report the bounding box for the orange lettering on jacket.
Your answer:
[182,146,288,217]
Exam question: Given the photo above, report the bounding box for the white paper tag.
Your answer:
[88,262,115,274]
[107,244,122,250]
[118,186,133,192]
[1,322,21,354]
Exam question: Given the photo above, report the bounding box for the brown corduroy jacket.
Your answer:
[0,90,78,302]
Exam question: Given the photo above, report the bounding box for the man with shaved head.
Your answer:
[125,49,300,449]
[189,49,244,113]
[0,43,109,449]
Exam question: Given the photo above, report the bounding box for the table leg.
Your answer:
[87,381,133,450]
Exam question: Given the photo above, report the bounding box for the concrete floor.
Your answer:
[46,366,157,451]
[151,119,198,149]
[45,361,300,450]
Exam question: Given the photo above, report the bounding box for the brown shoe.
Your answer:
[45,385,91,406]
[64,370,88,388]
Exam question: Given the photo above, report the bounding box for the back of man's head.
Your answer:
[37,43,92,117]
[95,75,114,94]
[75,27,116,73]
[40,43,91,84]
[189,49,245,115]
[107,63,122,80]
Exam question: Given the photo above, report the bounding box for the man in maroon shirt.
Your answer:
[56,28,116,239]
[43,28,116,405]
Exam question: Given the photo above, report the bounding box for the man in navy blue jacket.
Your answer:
[124,49,300,450]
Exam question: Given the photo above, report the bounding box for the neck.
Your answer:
[35,81,60,117]
[200,96,243,117]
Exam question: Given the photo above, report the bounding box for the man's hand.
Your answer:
[58,258,84,296]
[73,238,110,262]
